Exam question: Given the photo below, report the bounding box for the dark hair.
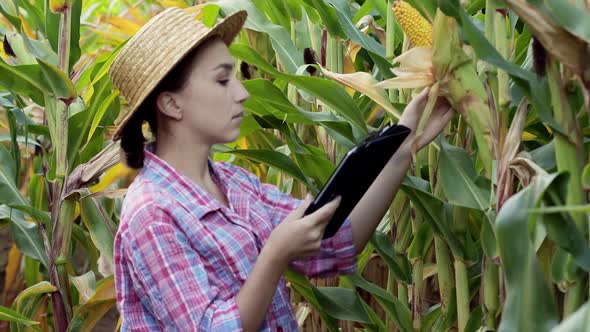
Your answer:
[120,41,210,169]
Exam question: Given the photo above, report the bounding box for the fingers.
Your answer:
[415,87,430,100]
[434,97,452,113]
[305,196,341,226]
[409,87,431,107]
[284,194,314,222]
[440,106,455,123]
[415,105,456,149]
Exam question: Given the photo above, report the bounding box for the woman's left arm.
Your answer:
[348,88,455,254]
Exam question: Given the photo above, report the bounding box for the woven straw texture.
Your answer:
[109,7,247,140]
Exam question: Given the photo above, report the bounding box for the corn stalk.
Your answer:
[546,58,587,316]
[47,0,75,330]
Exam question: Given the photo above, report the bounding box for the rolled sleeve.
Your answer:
[237,166,357,278]
[289,217,357,278]
[122,206,242,331]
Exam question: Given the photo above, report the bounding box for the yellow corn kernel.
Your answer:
[393,0,433,47]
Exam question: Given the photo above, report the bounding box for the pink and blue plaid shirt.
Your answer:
[114,143,357,331]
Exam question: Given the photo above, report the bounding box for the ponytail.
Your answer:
[120,112,146,169]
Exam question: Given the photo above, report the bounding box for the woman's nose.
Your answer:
[233,80,250,104]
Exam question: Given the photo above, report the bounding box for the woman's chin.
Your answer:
[215,131,241,145]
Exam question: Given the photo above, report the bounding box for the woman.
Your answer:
[109,7,454,332]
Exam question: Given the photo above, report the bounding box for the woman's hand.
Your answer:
[265,195,341,266]
[398,87,455,152]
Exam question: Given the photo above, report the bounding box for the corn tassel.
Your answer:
[392,0,433,47]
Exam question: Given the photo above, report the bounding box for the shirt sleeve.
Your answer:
[121,205,242,331]
[236,165,357,278]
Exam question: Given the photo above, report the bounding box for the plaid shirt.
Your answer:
[114,144,357,331]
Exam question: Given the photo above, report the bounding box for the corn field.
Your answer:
[0,0,589,331]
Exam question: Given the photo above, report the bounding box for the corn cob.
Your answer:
[432,10,495,177]
[393,0,433,47]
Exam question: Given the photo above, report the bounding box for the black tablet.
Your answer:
[303,124,411,238]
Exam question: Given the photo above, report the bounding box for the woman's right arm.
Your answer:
[123,197,339,331]
[238,196,341,331]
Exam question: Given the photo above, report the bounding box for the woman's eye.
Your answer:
[218,79,229,86]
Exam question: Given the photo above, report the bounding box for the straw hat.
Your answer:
[108,7,247,141]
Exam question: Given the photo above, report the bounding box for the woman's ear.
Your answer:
[155,91,183,120]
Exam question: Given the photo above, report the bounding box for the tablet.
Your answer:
[303,124,411,238]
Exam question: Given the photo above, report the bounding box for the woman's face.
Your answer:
[162,38,250,145]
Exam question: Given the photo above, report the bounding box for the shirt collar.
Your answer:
[142,142,226,219]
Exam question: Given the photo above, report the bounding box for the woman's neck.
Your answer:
[153,135,213,189]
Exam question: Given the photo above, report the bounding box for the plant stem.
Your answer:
[386,273,395,329]
[455,259,469,332]
[386,0,395,61]
[410,208,424,331]
[385,0,398,103]
[337,42,343,74]
[305,12,319,54]
[58,5,72,75]
[398,283,409,308]
[50,5,74,329]
[288,18,297,105]
[484,0,496,44]
[386,201,397,329]
[329,35,338,73]
[326,34,333,71]
[40,220,68,332]
[435,236,453,316]
[412,259,423,330]
[547,59,586,315]
[484,258,499,329]
[494,8,510,108]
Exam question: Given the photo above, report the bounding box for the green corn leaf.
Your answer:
[4,31,37,64]
[0,60,46,106]
[0,144,27,206]
[407,220,433,260]
[323,0,386,57]
[243,79,316,124]
[536,173,590,272]
[66,276,116,332]
[10,281,56,332]
[217,0,302,74]
[439,139,491,211]
[0,305,39,328]
[284,269,339,331]
[582,163,590,189]
[544,0,590,43]
[219,147,311,187]
[344,272,413,332]
[300,0,345,38]
[85,89,119,147]
[230,44,368,133]
[464,306,484,332]
[313,287,372,324]
[6,208,48,268]
[370,231,412,283]
[496,173,560,332]
[7,205,50,229]
[551,301,590,332]
[0,0,20,28]
[70,271,97,305]
[37,58,77,101]
[77,189,116,262]
[401,176,466,259]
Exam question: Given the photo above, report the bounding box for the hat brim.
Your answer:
[112,10,247,141]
